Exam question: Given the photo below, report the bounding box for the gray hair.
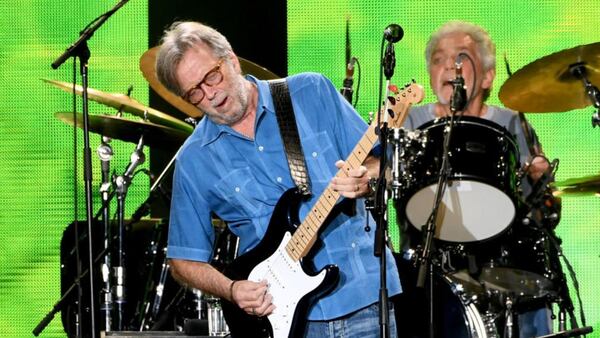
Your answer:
[425,21,496,73]
[155,21,233,96]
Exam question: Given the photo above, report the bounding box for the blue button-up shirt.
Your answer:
[167,72,401,320]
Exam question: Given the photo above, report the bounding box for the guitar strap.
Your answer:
[268,79,312,196]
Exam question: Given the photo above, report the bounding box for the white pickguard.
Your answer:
[248,231,327,338]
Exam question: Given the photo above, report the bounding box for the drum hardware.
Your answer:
[400,117,519,243]
[44,78,193,133]
[555,174,600,197]
[54,112,191,150]
[499,42,600,113]
[389,127,428,200]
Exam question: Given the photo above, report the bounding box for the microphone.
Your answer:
[450,53,467,112]
[382,24,403,80]
[341,57,357,103]
[384,24,404,43]
[123,135,145,179]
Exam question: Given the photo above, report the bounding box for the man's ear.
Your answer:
[482,67,495,90]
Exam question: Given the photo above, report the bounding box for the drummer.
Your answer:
[398,21,553,337]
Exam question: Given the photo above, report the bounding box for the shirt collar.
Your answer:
[194,75,276,147]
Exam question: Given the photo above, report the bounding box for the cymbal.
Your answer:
[499,42,600,112]
[554,174,600,197]
[139,46,280,118]
[43,78,193,133]
[55,112,190,149]
[479,267,555,298]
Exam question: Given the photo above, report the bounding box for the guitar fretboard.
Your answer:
[285,123,378,261]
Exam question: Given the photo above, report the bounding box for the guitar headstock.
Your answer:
[384,81,424,128]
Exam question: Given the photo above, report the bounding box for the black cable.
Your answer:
[542,227,587,329]
[353,57,361,107]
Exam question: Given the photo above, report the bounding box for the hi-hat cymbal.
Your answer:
[554,174,600,197]
[55,112,190,149]
[44,79,193,133]
[139,46,280,118]
[499,42,600,112]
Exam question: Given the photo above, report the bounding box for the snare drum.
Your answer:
[401,116,519,243]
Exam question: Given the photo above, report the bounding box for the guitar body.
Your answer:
[220,82,424,338]
[221,188,340,338]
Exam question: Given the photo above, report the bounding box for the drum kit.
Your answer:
[392,42,600,337]
[45,39,598,338]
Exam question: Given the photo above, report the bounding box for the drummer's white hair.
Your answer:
[425,21,496,73]
[426,21,496,101]
[156,21,233,96]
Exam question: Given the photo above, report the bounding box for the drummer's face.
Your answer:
[176,43,249,125]
[429,32,494,105]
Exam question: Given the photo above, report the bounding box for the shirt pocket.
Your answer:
[302,131,336,185]
[212,167,268,219]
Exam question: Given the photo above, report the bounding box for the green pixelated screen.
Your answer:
[288,0,599,335]
[0,1,148,337]
[1,0,599,337]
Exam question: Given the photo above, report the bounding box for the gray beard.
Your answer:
[205,75,249,125]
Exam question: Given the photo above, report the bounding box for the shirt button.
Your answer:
[351,242,356,248]
[258,145,264,152]
[312,152,317,157]
[235,187,240,192]
[276,177,282,183]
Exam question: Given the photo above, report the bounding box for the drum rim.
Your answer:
[415,115,519,149]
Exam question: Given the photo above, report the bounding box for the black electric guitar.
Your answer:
[221,83,424,338]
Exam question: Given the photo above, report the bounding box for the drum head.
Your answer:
[406,180,515,242]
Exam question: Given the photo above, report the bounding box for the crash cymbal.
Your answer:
[499,42,600,112]
[44,79,193,133]
[139,46,280,118]
[55,112,190,149]
[554,174,600,197]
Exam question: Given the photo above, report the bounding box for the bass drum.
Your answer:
[400,116,519,243]
[394,256,495,338]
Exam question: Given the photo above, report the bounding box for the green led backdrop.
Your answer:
[0,1,148,337]
[2,0,600,337]
[288,0,600,335]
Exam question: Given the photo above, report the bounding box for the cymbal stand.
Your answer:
[569,62,600,127]
[114,135,146,330]
[503,296,514,338]
[97,137,114,332]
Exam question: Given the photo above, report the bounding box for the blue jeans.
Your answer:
[304,302,397,338]
[519,307,552,337]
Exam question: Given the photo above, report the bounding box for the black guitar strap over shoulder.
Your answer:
[268,79,312,196]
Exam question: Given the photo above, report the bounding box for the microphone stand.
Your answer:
[97,138,114,332]
[113,135,145,330]
[415,70,466,338]
[34,140,178,336]
[372,33,399,338]
[49,1,130,337]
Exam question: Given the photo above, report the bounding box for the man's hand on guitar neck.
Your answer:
[231,279,275,317]
[331,155,379,199]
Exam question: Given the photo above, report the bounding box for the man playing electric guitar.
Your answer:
[155,21,418,338]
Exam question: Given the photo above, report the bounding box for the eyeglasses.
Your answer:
[182,58,225,105]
